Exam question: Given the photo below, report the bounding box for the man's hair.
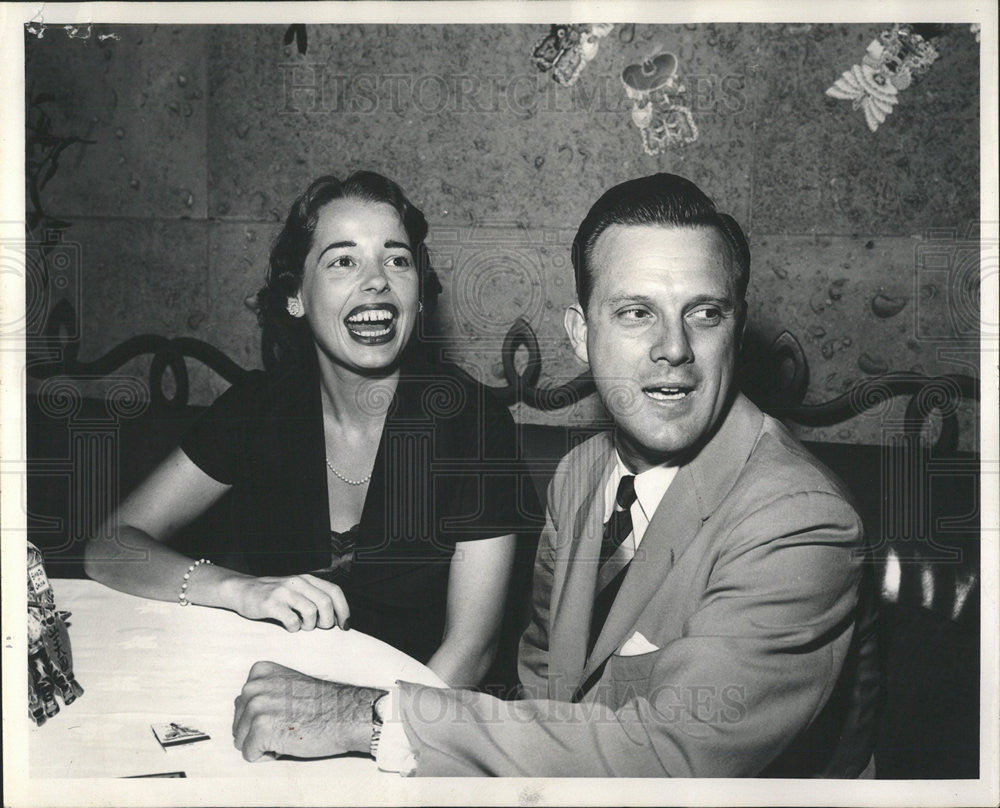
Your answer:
[571,173,750,311]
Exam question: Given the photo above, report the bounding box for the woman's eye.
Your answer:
[386,255,412,270]
[328,256,356,269]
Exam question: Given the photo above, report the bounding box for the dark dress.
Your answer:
[179,355,540,664]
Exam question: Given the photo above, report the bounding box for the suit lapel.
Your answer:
[579,394,765,687]
[580,467,701,682]
[547,436,615,701]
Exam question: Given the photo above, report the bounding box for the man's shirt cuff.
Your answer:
[374,685,417,775]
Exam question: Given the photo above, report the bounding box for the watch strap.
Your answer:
[369,692,386,758]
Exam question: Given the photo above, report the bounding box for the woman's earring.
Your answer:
[287,299,303,317]
[418,300,424,314]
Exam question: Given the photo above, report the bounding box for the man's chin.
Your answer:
[616,426,699,468]
[616,403,729,465]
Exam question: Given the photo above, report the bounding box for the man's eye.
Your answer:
[690,307,723,323]
[620,308,651,321]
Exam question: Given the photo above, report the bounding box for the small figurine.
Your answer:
[622,50,699,155]
[532,24,614,87]
[27,542,83,724]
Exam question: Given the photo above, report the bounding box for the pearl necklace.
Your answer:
[325,457,372,486]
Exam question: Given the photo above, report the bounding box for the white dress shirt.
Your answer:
[376,449,678,774]
[603,450,678,549]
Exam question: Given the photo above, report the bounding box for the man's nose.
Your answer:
[649,320,694,365]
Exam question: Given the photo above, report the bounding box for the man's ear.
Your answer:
[564,304,590,365]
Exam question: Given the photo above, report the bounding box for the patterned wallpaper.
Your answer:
[25,23,981,448]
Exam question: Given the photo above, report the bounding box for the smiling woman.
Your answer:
[83,172,539,689]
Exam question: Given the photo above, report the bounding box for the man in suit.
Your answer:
[231,173,879,777]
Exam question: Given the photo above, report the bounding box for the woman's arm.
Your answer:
[84,448,349,631]
[84,448,230,597]
[426,533,517,688]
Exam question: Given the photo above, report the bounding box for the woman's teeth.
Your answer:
[344,308,397,342]
[346,311,393,331]
[346,309,393,323]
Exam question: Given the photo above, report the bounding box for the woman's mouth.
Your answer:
[344,304,398,345]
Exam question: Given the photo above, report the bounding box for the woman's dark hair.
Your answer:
[255,171,436,370]
[571,173,750,312]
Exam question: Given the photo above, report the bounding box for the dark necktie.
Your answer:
[587,474,637,655]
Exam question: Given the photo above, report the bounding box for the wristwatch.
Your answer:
[369,692,387,758]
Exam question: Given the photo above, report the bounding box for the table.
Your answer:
[29,579,446,779]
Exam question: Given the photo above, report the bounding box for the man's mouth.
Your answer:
[642,383,695,402]
[344,304,398,345]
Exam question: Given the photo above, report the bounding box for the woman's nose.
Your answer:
[360,261,390,293]
[649,321,694,365]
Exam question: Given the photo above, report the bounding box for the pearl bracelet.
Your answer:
[178,558,213,606]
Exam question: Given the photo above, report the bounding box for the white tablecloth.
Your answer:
[29,579,445,779]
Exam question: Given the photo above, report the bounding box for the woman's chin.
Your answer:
[315,324,417,376]
[327,343,407,375]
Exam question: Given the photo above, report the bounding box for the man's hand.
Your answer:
[232,660,384,762]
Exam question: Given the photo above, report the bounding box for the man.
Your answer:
[232,173,879,777]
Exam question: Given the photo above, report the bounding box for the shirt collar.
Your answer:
[606,450,678,522]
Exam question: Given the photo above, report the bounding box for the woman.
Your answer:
[84,172,536,688]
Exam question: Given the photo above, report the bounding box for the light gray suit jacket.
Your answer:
[395,393,879,776]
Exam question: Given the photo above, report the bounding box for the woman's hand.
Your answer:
[225,574,350,632]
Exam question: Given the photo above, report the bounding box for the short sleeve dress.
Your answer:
[179,355,540,663]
